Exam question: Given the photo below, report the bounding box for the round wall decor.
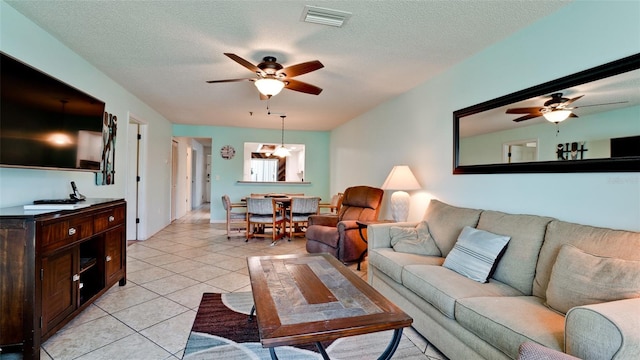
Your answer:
[220,145,235,159]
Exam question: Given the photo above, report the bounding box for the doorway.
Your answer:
[191,148,198,209]
[170,137,212,221]
[171,140,178,222]
[503,139,538,163]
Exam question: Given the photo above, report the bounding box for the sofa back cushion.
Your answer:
[533,220,640,299]
[477,210,554,295]
[546,244,640,314]
[423,200,481,256]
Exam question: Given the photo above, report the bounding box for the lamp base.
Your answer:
[390,191,410,222]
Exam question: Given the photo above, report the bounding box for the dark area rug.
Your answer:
[190,293,259,344]
[183,292,327,359]
[183,292,433,360]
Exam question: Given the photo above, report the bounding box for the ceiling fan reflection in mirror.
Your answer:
[206,53,324,99]
[506,92,628,123]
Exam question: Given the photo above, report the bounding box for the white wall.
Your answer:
[0,2,174,239]
[330,0,640,231]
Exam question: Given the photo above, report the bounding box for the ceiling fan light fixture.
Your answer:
[543,109,572,123]
[255,78,285,97]
[274,115,291,157]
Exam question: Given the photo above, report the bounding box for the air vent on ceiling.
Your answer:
[301,5,352,27]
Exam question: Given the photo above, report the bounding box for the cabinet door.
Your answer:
[0,219,32,347]
[41,248,77,335]
[104,225,125,286]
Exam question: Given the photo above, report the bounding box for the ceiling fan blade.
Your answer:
[513,114,540,122]
[285,79,323,95]
[560,95,584,107]
[280,60,324,78]
[574,100,628,108]
[224,53,261,73]
[206,78,253,83]
[506,107,543,114]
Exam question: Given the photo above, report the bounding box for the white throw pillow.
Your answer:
[389,221,441,256]
[443,226,510,283]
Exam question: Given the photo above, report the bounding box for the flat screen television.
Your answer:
[611,135,640,158]
[1,52,106,172]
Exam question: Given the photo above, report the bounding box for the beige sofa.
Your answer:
[368,200,640,360]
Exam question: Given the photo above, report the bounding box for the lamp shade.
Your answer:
[381,165,421,191]
[254,78,285,97]
[381,165,421,222]
[543,109,571,123]
[273,145,290,157]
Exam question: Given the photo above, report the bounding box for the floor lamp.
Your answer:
[381,165,421,222]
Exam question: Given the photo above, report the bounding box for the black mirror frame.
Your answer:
[453,53,640,174]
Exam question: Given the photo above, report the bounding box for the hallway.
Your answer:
[172,203,211,224]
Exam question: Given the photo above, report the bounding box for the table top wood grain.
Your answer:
[247,253,412,348]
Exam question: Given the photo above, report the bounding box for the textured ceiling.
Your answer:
[6,0,571,131]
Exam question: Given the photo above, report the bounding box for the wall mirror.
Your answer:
[454,53,640,174]
[242,142,306,182]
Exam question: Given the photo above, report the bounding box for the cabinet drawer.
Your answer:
[94,206,125,233]
[41,216,93,251]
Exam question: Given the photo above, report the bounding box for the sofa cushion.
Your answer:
[546,244,640,314]
[456,296,565,359]
[390,221,441,256]
[533,220,640,299]
[402,265,522,319]
[368,248,443,283]
[442,226,510,283]
[477,210,554,295]
[423,200,482,257]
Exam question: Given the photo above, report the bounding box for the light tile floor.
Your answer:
[29,204,447,360]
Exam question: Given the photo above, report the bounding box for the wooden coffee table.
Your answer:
[246,253,413,360]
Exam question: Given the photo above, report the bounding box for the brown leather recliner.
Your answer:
[305,185,384,263]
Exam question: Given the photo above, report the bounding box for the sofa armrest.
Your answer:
[518,342,580,360]
[565,298,640,359]
[368,222,418,249]
[308,214,338,227]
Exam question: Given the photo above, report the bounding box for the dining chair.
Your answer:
[319,192,344,213]
[246,197,285,245]
[221,195,247,239]
[284,196,320,239]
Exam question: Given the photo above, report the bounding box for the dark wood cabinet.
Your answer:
[104,225,125,286]
[41,247,78,335]
[0,199,126,359]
